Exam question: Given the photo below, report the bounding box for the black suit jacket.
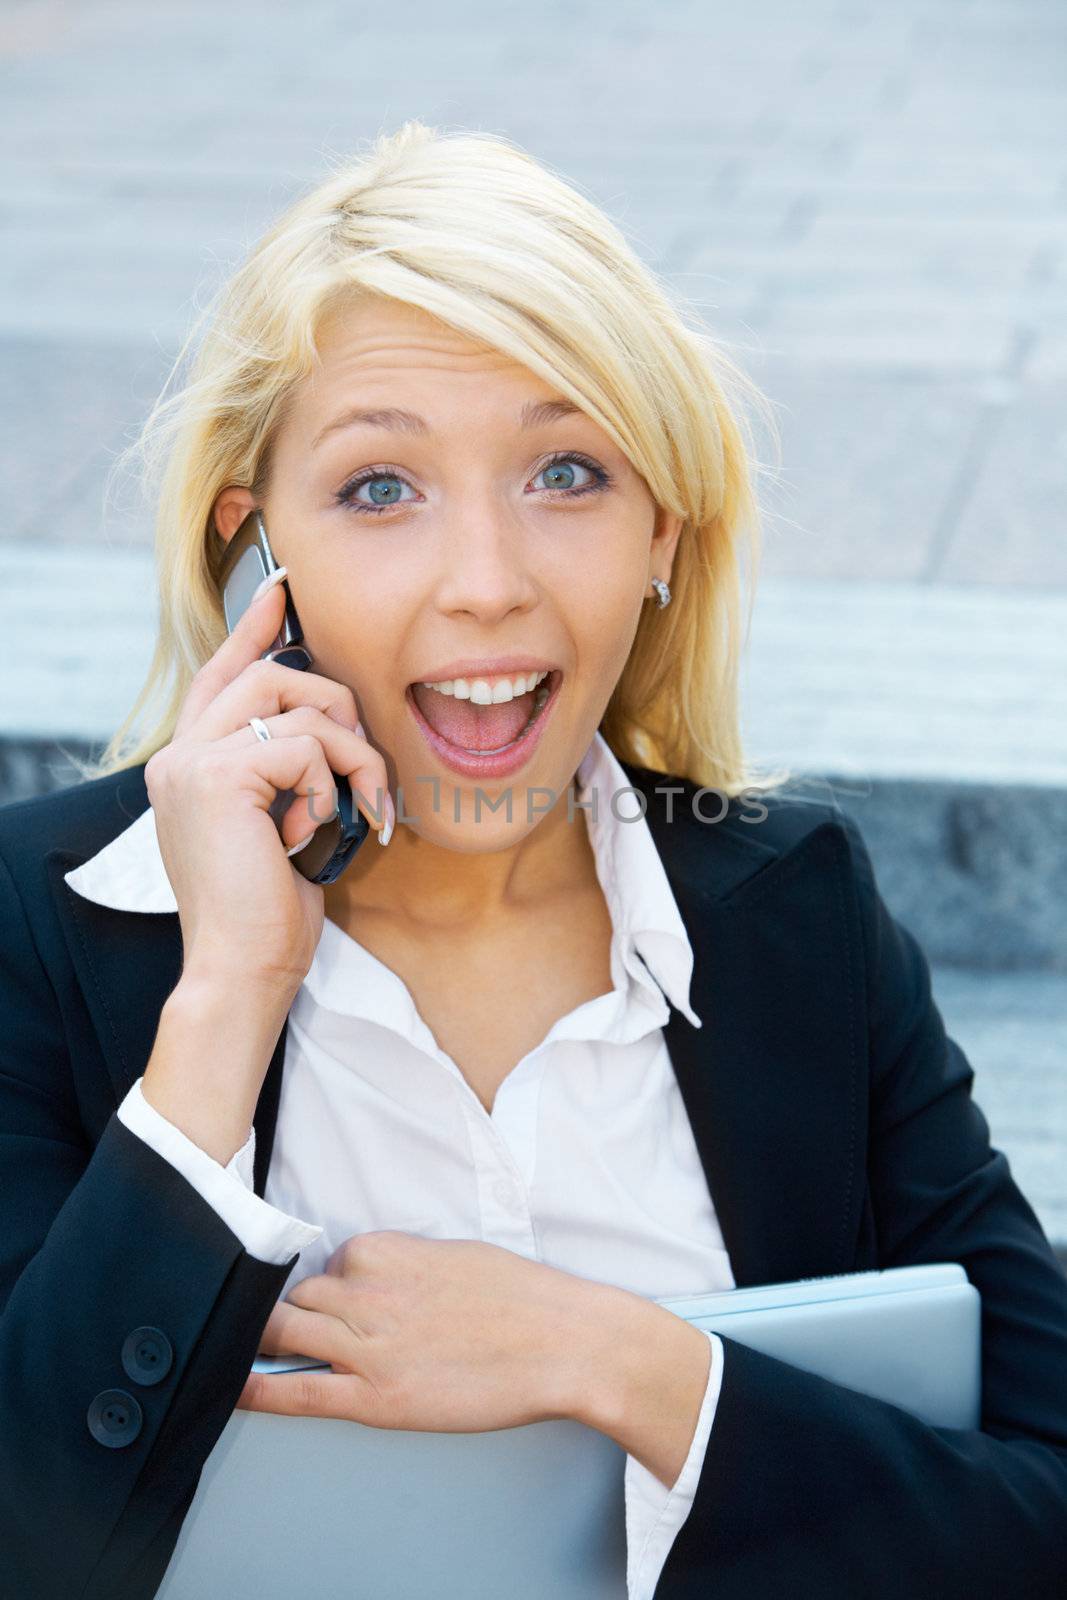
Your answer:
[0,759,1065,1599]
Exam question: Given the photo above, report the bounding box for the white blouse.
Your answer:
[65,729,735,1600]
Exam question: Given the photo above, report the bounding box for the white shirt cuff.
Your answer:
[117,1075,324,1266]
[625,1329,724,1600]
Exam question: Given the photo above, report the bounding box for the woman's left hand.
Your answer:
[234,1230,621,1432]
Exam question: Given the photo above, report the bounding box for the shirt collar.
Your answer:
[63,730,702,1028]
[573,730,702,1027]
[63,800,179,915]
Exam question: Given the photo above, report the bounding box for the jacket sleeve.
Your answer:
[654,811,1067,1600]
[0,844,307,1600]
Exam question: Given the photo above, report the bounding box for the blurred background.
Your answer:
[1,0,1064,1256]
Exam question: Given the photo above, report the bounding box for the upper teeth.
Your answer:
[419,669,551,704]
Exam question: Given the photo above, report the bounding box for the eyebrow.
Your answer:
[311,397,583,450]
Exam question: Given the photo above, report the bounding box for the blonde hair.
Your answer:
[79,119,791,800]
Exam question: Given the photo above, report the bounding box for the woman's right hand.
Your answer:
[144,579,390,995]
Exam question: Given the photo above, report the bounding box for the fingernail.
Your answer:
[354,720,366,739]
[378,790,395,847]
[287,829,316,857]
[251,565,288,605]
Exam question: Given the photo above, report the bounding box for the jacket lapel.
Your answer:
[47,845,288,1198]
[657,848,867,1287]
[623,764,868,1288]
[47,762,867,1284]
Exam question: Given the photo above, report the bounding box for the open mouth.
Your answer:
[408,670,561,755]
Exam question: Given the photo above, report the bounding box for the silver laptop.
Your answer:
[156,1262,979,1600]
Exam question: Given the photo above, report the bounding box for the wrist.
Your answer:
[556,1282,656,1431]
[166,966,296,1057]
[178,952,301,1013]
[571,1288,713,1489]
[143,971,292,1167]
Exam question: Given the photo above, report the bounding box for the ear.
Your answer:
[649,506,685,586]
[213,485,258,543]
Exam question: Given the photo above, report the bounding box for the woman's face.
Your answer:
[215,295,681,851]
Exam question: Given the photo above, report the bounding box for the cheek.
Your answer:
[562,565,644,680]
[300,596,397,715]
[568,510,648,597]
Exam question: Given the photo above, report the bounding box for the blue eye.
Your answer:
[530,454,611,496]
[337,471,418,513]
[334,452,612,517]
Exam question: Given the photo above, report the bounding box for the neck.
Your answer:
[322,774,598,935]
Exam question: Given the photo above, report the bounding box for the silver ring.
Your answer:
[248,716,272,743]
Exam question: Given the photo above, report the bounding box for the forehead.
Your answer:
[308,296,539,392]
[279,295,598,452]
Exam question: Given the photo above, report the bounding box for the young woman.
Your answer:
[1,122,1065,1600]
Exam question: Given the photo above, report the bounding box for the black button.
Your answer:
[87,1389,143,1448]
[121,1325,173,1386]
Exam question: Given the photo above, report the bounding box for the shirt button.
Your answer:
[492,1177,523,1213]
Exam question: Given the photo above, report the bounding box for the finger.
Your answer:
[231,712,391,845]
[175,579,291,739]
[254,1304,288,1356]
[236,1368,376,1420]
[285,1271,355,1319]
[205,733,341,851]
[214,729,391,848]
[189,655,361,746]
[257,1298,352,1366]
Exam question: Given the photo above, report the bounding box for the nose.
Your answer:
[431,497,540,622]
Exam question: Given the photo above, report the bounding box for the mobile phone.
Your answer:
[216,507,370,884]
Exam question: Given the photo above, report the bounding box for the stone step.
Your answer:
[930,964,1067,1252]
[739,575,1067,971]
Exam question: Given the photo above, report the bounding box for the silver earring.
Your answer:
[650,577,671,609]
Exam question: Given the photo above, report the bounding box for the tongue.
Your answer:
[412,683,536,750]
